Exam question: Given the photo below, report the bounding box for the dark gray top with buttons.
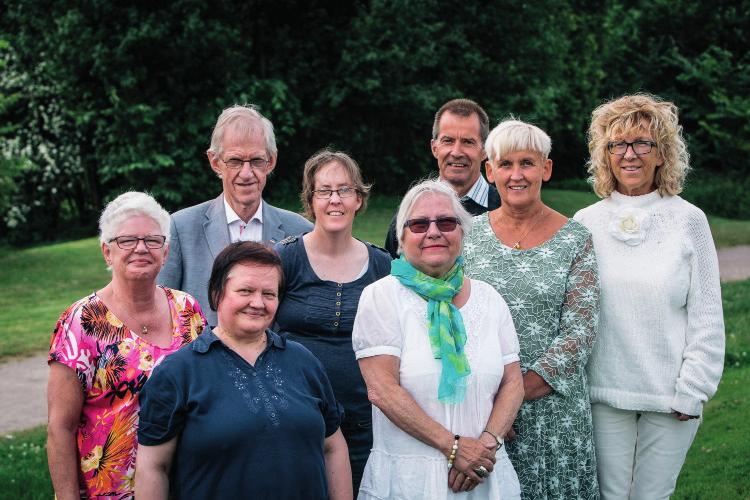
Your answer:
[274,234,392,427]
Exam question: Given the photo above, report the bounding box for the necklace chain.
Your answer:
[499,207,546,250]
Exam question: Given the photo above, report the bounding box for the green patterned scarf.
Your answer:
[391,255,471,404]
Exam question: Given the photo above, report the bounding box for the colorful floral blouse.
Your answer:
[48,286,206,499]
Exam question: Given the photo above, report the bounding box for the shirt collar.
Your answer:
[459,174,490,208]
[193,328,286,354]
[223,196,264,225]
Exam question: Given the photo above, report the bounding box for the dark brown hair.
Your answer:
[432,98,490,145]
[208,241,285,311]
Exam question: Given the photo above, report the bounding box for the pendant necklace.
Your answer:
[141,325,149,335]
[508,207,546,250]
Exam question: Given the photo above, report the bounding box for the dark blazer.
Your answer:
[383,184,500,258]
[157,194,313,327]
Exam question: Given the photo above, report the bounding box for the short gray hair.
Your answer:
[395,178,472,256]
[207,104,277,159]
[99,191,171,245]
[485,117,552,163]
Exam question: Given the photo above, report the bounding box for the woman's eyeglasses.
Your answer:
[404,217,460,233]
[607,140,656,156]
[108,235,167,249]
[312,187,358,199]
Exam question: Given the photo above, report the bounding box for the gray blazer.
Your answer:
[157,193,313,327]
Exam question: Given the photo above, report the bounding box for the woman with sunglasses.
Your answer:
[462,119,600,499]
[274,149,392,493]
[575,94,724,499]
[47,192,206,499]
[353,178,524,499]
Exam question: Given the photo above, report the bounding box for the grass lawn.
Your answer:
[4,279,747,498]
[1,189,748,362]
[0,187,748,497]
[0,426,50,499]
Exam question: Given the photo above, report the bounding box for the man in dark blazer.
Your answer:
[384,98,500,258]
[158,105,312,326]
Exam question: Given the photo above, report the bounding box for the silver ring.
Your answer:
[474,465,490,478]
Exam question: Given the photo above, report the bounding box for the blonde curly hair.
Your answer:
[586,94,690,198]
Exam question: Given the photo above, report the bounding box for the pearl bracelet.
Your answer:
[447,435,460,469]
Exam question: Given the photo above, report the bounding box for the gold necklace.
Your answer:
[505,207,546,250]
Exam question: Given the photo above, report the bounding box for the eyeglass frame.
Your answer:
[312,187,359,199]
[403,217,461,234]
[607,140,657,156]
[219,157,271,170]
[108,235,167,250]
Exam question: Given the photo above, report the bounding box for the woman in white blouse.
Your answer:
[352,179,524,499]
[574,94,725,499]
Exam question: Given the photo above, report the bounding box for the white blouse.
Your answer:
[353,276,521,499]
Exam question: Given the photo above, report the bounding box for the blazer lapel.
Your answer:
[261,202,285,245]
[204,194,231,258]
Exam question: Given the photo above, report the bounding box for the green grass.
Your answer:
[723,280,750,369]
[1,190,748,362]
[674,364,750,498]
[708,216,750,248]
[0,238,110,359]
[4,281,747,498]
[0,197,748,496]
[542,188,600,217]
[0,426,52,499]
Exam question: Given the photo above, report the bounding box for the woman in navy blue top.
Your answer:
[275,150,392,494]
[135,242,352,500]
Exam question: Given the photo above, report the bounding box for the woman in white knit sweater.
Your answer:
[574,94,725,499]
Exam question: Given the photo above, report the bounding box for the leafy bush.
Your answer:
[683,174,750,220]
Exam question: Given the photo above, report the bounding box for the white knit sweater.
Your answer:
[574,191,725,416]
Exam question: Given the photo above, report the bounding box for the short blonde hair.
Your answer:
[587,94,690,198]
[485,118,552,163]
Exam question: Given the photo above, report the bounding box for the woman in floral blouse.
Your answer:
[47,191,206,499]
[463,118,600,499]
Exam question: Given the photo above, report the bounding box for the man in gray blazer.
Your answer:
[158,105,312,326]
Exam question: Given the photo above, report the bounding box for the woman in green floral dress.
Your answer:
[463,118,600,499]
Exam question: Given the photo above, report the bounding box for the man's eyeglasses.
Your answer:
[404,217,460,233]
[607,140,656,156]
[108,235,167,250]
[221,157,270,169]
[313,187,358,199]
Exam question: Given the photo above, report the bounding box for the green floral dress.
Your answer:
[463,214,600,500]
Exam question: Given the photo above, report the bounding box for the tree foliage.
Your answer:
[1,0,748,244]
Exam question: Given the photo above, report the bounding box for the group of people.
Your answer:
[47,94,725,500]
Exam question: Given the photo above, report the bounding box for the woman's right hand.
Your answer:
[451,436,497,482]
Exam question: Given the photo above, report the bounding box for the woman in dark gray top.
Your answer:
[275,150,391,493]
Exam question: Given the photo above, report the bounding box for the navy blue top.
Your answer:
[274,235,392,427]
[138,329,340,500]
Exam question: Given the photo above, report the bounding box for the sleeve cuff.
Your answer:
[670,392,704,417]
[355,346,401,359]
[502,353,520,365]
[529,362,572,398]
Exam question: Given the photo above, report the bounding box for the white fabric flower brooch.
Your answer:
[608,206,651,246]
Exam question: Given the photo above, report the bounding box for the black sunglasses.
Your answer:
[404,217,460,233]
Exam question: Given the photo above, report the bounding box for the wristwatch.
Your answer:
[483,429,504,449]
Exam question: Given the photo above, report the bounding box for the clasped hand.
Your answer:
[447,435,497,493]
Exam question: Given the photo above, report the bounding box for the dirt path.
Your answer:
[1,245,749,434]
[717,245,750,282]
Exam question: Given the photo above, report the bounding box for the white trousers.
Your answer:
[592,403,701,500]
